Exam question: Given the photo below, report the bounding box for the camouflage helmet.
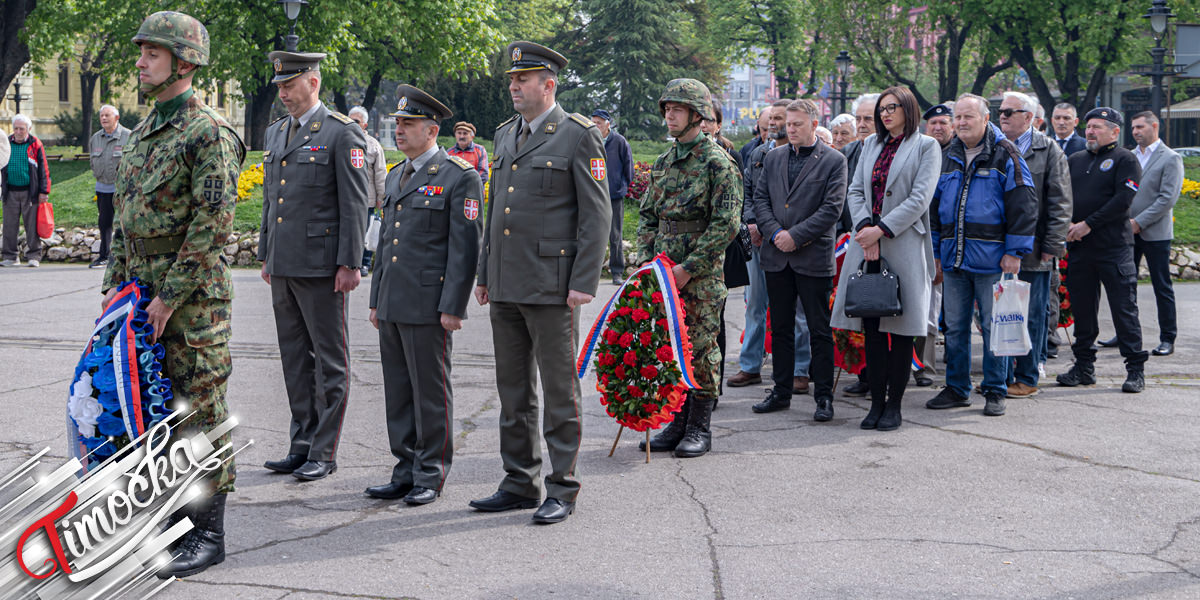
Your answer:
[659,78,715,121]
[132,11,210,67]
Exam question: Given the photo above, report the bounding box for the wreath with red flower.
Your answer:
[592,268,692,432]
[1057,256,1074,328]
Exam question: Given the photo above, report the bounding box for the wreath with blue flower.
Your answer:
[67,279,174,470]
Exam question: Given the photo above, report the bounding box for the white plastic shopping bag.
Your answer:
[990,274,1032,357]
[364,213,382,251]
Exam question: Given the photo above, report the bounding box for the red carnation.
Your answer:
[628,290,643,298]
[599,352,616,366]
[656,346,673,362]
[640,365,659,379]
[651,291,664,303]
[618,332,634,348]
[604,329,619,344]
[632,308,651,322]
[627,385,645,398]
[616,307,633,316]
[599,374,610,387]
[615,365,626,379]
[641,402,660,413]
[657,318,669,329]
[623,351,638,366]
[639,331,653,346]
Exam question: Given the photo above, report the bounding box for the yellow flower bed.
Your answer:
[237,163,265,201]
[1183,178,1200,200]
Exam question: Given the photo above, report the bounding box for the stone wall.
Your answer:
[34,228,261,266]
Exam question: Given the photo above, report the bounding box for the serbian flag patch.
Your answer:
[1125,179,1139,192]
[590,158,606,181]
[350,148,365,169]
[464,198,479,220]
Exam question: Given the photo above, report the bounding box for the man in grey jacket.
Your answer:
[89,105,131,268]
[750,99,846,420]
[997,92,1072,398]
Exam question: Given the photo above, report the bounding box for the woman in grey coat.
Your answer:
[830,86,941,431]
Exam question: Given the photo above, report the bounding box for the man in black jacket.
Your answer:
[1056,107,1148,393]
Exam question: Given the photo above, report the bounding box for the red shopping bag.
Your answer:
[37,201,55,239]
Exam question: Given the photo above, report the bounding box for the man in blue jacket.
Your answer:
[591,109,634,285]
[926,94,1036,418]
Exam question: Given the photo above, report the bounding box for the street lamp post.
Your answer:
[278,0,309,52]
[7,80,30,114]
[1143,0,1175,118]
[835,51,852,115]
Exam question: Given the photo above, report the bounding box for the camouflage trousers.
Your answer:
[158,297,236,494]
[680,275,727,401]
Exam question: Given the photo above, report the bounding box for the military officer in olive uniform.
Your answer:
[470,41,610,524]
[258,51,369,481]
[102,11,243,579]
[365,85,481,506]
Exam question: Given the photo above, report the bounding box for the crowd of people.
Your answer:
[2,8,1186,584]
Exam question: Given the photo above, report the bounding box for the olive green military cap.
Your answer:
[268,51,326,83]
[390,85,453,121]
[505,41,568,75]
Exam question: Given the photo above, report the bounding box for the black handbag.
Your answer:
[844,257,903,318]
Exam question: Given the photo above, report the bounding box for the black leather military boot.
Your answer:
[674,396,714,458]
[158,494,226,579]
[639,394,691,452]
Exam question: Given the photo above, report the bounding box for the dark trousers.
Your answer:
[379,321,453,491]
[1,189,41,261]
[608,197,625,276]
[1134,236,1176,344]
[361,206,375,272]
[716,299,727,395]
[1067,246,1148,369]
[97,191,114,260]
[864,319,913,404]
[763,269,834,399]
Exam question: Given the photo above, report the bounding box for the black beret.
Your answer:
[1083,107,1122,127]
[923,104,952,120]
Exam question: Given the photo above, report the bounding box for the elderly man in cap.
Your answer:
[591,108,634,284]
[472,41,609,524]
[1056,107,1148,393]
[446,120,489,185]
[923,103,955,150]
[364,85,481,506]
[259,50,369,481]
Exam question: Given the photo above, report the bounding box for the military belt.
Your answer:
[659,220,706,234]
[131,234,187,257]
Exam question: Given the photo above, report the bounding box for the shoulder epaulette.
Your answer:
[329,111,355,125]
[268,115,287,127]
[497,114,519,129]
[568,113,595,128]
[446,155,473,171]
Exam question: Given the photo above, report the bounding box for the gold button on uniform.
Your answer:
[394,222,400,228]
[391,256,397,263]
[278,198,284,204]
[276,217,283,223]
[440,276,444,281]
[280,179,286,185]
[504,228,510,236]
[511,164,517,171]
[507,186,514,193]
[424,200,429,205]
[559,249,565,255]
[281,160,287,167]
[504,207,510,214]
[546,161,553,167]
[392,239,398,245]
[309,156,315,162]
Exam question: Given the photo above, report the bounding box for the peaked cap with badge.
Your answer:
[268,51,327,84]
[505,41,568,74]
[391,85,453,121]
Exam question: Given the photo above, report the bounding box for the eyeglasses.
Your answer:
[998,108,1029,118]
[879,103,901,115]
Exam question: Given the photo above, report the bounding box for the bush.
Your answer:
[52,105,143,146]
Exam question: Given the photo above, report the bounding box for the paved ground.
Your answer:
[1,264,1198,600]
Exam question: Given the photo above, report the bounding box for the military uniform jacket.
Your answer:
[89,125,131,186]
[370,149,482,324]
[258,104,368,277]
[102,95,245,312]
[637,134,743,280]
[477,104,610,304]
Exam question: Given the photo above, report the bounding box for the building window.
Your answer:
[58,64,70,102]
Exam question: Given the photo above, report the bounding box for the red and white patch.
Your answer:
[590,158,607,181]
[350,148,365,169]
[464,198,479,220]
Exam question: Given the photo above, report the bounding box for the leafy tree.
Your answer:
[706,0,812,98]
[1,0,39,97]
[52,103,142,146]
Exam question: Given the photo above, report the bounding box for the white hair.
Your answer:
[956,93,990,118]
[815,126,832,144]
[1035,104,1045,120]
[12,114,32,130]
[829,113,855,129]
[851,93,880,115]
[99,104,119,117]
[1002,91,1037,115]
[348,106,368,121]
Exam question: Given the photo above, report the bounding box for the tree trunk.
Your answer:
[0,0,36,96]
[243,82,278,151]
[361,70,383,112]
[969,60,1012,97]
[79,71,99,151]
[332,89,348,115]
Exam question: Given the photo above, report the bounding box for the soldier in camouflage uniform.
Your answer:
[101,11,244,579]
[636,79,742,458]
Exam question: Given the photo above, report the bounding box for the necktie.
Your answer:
[1057,138,1067,151]
[517,123,531,151]
[287,118,300,145]
[399,162,415,189]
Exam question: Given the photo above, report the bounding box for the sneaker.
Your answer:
[27,259,39,268]
[1122,371,1144,393]
[89,258,108,268]
[1056,363,1096,387]
[842,380,870,397]
[1006,382,1039,398]
[926,387,971,409]
[0,259,17,267]
[983,392,1007,416]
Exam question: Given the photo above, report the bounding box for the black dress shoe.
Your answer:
[264,454,307,473]
[842,380,870,397]
[365,481,413,499]
[751,389,791,413]
[1045,346,1059,359]
[1122,371,1145,393]
[1097,336,1119,348]
[1152,342,1174,356]
[403,486,440,505]
[914,375,933,387]
[532,498,575,524]
[292,460,337,481]
[813,396,834,422]
[469,490,540,512]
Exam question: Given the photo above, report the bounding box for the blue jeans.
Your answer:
[740,247,809,376]
[943,269,1006,397]
[1009,270,1050,386]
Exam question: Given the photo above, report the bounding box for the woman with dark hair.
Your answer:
[830,85,940,431]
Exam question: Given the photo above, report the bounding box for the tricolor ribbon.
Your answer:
[911,348,925,372]
[576,253,698,390]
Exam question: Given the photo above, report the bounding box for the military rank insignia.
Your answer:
[590,158,607,181]
[417,186,444,196]
[464,198,480,220]
[350,148,365,169]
